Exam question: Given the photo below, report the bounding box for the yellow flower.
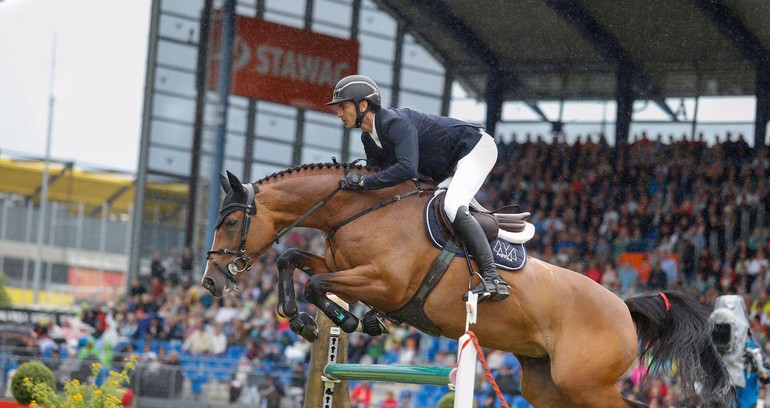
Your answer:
[23,377,30,382]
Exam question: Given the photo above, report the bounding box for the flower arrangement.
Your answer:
[24,355,136,408]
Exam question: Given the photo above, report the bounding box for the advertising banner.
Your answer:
[209,15,360,112]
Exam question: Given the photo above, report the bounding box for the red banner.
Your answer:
[209,15,360,112]
[67,267,125,302]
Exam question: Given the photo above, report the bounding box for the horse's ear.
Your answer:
[225,170,245,193]
[219,172,232,193]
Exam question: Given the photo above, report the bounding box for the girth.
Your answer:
[383,238,459,337]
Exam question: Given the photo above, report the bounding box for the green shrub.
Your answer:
[11,361,55,404]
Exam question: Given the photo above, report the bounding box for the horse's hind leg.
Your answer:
[517,356,572,407]
[518,356,637,408]
[276,248,333,341]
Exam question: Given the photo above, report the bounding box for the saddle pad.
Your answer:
[424,196,526,271]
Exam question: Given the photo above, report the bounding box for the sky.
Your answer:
[0,0,151,173]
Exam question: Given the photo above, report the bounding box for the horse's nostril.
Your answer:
[202,277,215,290]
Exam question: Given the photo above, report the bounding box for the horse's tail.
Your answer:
[625,290,733,407]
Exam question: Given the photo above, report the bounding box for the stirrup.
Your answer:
[463,276,510,302]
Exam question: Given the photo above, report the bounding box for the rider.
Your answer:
[325,74,509,302]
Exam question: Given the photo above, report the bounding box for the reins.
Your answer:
[249,185,343,258]
[207,160,436,284]
[325,181,435,270]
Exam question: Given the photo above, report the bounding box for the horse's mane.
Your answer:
[254,161,380,185]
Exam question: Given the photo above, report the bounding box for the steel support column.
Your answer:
[204,0,236,254]
[485,70,503,139]
[756,67,770,147]
[616,64,634,147]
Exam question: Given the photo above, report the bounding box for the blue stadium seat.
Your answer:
[190,373,207,395]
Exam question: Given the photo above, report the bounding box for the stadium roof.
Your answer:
[374,0,770,103]
[0,156,187,224]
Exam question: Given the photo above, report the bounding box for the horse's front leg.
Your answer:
[276,248,332,341]
[305,264,391,335]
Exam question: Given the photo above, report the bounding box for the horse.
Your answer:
[201,162,732,408]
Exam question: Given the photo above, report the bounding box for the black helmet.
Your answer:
[326,75,381,108]
[326,75,381,128]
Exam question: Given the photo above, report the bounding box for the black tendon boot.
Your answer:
[453,206,510,302]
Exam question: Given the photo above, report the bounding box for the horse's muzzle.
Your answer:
[201,276,217,294]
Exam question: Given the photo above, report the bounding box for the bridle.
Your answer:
[206,183,343,284]
[205,160,431,285]
[205,183,259,284]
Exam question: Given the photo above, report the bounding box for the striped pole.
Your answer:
[324,363,452,386]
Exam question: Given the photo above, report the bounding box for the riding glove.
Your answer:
[340,172,365,190]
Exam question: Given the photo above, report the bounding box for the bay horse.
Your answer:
[201,162,732,408]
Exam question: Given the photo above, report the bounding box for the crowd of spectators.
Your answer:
[10,130,770,407]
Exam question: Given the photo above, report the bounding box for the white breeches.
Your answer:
[443,131,497,223]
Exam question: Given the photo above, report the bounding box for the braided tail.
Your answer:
[625,290,734,408]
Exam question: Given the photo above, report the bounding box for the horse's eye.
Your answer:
[225,220,237,229]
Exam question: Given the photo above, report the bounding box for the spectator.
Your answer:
[182,320,213,355]
[379,390,398,408]
[150,250,166,282]
[166,247,182,285]
[259,376,284,408]
[494,364,521,398]
[181,246,195,279]
[129,277,147,298]
[210,322,228,355]
[647,261,668,291]
[617,259,639,296]
[288,362,307,406]
[117,312,138,341]
[351,381,372,408]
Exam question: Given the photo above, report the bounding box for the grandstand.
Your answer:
[2,0,770,407]
[0,154,187,307]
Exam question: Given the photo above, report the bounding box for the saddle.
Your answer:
[433,190,534,244]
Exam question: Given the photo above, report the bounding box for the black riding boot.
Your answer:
[453,206,510,302]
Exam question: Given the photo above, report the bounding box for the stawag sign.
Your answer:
[209,15,360,112]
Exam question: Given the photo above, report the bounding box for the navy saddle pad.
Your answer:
[424,195,526,271]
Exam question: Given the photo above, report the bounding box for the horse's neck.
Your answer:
[257,172,350,230]
[257,170,418,231]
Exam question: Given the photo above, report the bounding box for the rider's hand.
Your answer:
[340,171,365,190]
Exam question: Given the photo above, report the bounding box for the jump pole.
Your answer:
[306,292,480,408]
[305,295,350,408]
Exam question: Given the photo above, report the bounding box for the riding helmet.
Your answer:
[326,75,381,109]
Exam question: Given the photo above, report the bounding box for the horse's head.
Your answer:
[201,170,275,297]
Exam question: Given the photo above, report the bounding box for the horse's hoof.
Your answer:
[362,310,388,336]
[277,301,298,319]
[339,315,360,334]
[290,312,319,342]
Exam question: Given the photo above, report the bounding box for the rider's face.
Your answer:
[335,100,359,129]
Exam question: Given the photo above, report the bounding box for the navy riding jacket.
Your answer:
[361,108,482,190]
